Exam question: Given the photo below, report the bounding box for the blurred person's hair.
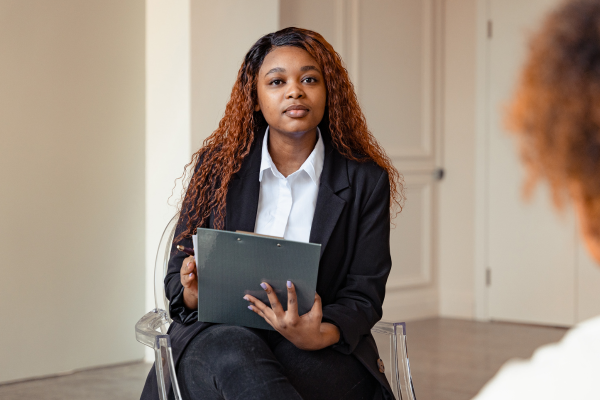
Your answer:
[508,0,600,240]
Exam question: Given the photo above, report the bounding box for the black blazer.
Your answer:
[141,127,394,400]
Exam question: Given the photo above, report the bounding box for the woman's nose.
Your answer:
[286,82,305,99]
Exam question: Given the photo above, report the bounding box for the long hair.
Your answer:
[176,27,404,242]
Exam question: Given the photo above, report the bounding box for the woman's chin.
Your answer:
[270,123,320,138]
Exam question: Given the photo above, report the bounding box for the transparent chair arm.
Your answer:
[135,309,182,400]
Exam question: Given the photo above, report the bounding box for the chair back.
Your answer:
[154,214,179,328]
[135,214,183,400]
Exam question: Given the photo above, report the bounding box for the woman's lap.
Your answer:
[177,324,377,400]
[269,333,377,399]
[178,325,301,400]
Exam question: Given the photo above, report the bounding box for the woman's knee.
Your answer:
[179,325,286,399]
[182,325,269,372]
[273,341,377,400]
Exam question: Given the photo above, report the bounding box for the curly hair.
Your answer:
[175,27,404,241]
[508,0,600,239]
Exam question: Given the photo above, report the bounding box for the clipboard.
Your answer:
[195,228,321,330]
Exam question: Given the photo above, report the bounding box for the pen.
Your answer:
[177,245,195,256]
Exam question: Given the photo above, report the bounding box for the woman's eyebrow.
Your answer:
[264,65,321,77]
[300,65,320,73]
[265,67,285,77]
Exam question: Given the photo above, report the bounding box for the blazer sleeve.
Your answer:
[321,169,392,354]
[163,208,203,325]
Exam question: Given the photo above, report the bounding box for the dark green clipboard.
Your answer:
[196,228,321,330]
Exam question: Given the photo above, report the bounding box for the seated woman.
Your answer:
[474,0,600,398]
[141,27,404,400]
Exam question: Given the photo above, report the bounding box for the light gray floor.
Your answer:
[407,318,567,400]
[0,318,567,400]
[0,361,152,400]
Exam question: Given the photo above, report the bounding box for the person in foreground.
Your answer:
[473,0,600,398]
[141,27,404,400]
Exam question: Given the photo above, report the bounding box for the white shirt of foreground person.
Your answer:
[254,127,324,243]
[473,314,600,399]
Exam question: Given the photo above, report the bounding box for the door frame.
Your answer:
[474,0,490,320]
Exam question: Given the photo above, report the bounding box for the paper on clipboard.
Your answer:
[192,234,198,267]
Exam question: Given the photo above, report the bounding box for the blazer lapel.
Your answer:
[225,131,264,232]
[309,132,349,257]
[225,127,348,258]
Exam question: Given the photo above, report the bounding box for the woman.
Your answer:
[141,27,404,400]
[474,0,600,398]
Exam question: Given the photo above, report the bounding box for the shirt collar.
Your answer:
[259,126,324,187]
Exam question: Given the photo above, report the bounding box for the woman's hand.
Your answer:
[244,282,340,351]
[180,256,198,310]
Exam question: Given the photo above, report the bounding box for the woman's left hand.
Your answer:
[244,282,340,351]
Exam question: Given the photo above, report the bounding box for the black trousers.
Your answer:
[177,325,378,400]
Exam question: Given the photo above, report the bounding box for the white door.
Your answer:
[280,0,442,321]
[486,0,600,326]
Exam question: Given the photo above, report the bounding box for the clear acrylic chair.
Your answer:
[135,214,417,400]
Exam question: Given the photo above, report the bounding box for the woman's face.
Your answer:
[255,46,326,139]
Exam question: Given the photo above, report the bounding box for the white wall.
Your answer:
[280,0,338,46]
[145,0,192,361]
[191,0,280,148]
[437,0,478,319]
[0,0,145,383]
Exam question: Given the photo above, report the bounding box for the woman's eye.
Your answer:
[270,79,284,85]
[303,77,317,83]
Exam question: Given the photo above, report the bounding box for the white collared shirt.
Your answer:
[254,127,324,243]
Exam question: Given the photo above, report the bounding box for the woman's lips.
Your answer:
[284,105,309,118]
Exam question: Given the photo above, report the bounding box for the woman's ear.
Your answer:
[254,103,260,112]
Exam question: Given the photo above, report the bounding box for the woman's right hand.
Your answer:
[180,256,198,310]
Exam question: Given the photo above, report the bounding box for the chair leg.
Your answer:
[154,335,183,400]
[396,324,417,400]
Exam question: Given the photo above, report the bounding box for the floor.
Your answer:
[0,362,151,400]
[406,318,567,400]
[0,318,567,400]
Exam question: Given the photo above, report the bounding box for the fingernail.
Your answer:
[187,260,192,267]
[248,305,253,310]
[243,296,249,301]
[260,282,267,290]
[188,273,193,278]
[287,280,292,288]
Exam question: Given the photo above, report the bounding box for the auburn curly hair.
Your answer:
[175,27,404,241]
[508,0,600,240]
